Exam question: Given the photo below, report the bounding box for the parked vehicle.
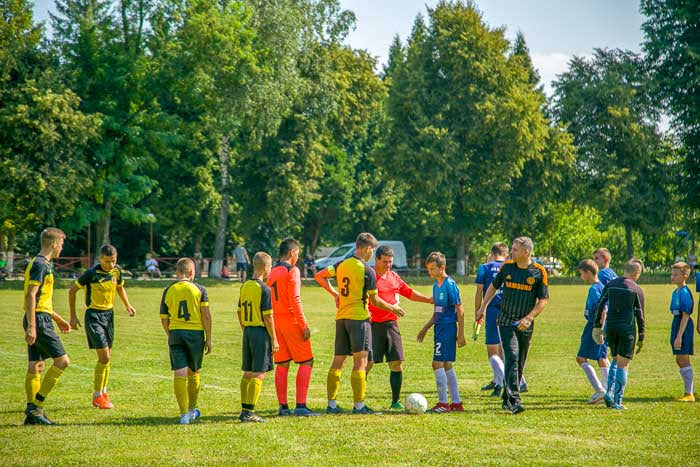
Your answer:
[314,240,408,271]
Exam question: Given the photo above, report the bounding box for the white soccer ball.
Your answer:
[405,393,428,414]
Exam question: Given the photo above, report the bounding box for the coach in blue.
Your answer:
[476,236,548,414]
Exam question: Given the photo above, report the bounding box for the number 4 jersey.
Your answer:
[160,280,209,330]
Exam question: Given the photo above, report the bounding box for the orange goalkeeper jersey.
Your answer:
[267,262,308,329]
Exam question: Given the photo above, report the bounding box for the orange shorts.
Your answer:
[274,318,313,364]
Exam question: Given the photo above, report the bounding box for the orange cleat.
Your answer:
[92,393,114,409]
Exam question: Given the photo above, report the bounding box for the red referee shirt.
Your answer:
[369,269,414,322]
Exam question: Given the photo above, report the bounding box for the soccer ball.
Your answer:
[405,393,428,414]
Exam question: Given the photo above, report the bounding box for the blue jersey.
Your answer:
[696,271,699,293]
[670,285,694,316]
[585,282,605,323]
[598,267,617,286]
[475,260,504,309]
[432,276,461,325]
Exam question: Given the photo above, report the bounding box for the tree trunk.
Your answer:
[6,230,15,275]
[310,218,323,256]
[210,136,230,279]
[624,223,634,259]
[456,231,466,276]
[95,199,112,263]
[194,235,203,278]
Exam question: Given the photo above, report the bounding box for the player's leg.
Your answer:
[286,323,315,415]
[169,331,191,423]
[385,321,405,409]
[92,347,113,408]
[241,328,273,423]
[440,324,461,410]
[483,307,504,392]
[24,359,44,425]
[674,317,695,401]
[597,354,610,392]
[577,323,605,402]
[430,360,449,413]
[612,355,631,409]
[349,319,373,414]
[29,314,69,424]
[327,320,350,413]
[185,331,204,422]
[274,321,293,415]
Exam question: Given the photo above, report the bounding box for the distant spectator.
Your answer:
[221,258,231,279]
[303,254,316,279]
[145,253,161,278]
[232,243,250,282]
[0,252,8,280]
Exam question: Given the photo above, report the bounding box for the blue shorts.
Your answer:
[485,306,501,345]
[433,322,457,362]
[671,315,694,355]
[577,322,607,360]
[236,262,247,272]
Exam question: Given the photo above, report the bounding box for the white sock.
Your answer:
[600,366,609,392]
[680,366,694,395]
[489,355,505,387]
[353,401,365,410]
[580,362,604,392]
[520,375,527,386]
[434,368,448,404]
[445,368,461,403]
[327,399,337,409]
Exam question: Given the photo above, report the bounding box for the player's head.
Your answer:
[279,237,300,264]
[176,257,195,280]
[40,227,66,257]
[577,258,598,283]
[375,245,394,274]
[425,251,446,279]
[623,258,644,281]
[253,251,272,279]
[671,261,691,285]
[491,242,508,260]
[355,232,378,262]
[99,244,118,271]
[593,248,611,268]
[511,237,533,262]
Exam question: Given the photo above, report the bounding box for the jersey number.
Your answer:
[242,300,254,322]
[271,282,279,301]
[340,277,350,297]
[434,342,442,355]
[177,300,191,321]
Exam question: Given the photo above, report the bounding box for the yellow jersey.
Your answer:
[75,264,124,310]
[327,256,377,320]
[24,255,55,314]
[238,279,273,327]
[160,280,209,330]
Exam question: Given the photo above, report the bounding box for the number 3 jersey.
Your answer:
[327,257,377,320]
[160,280,209,330]
[238,279,273,327]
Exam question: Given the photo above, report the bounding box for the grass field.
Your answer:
[1,282,699,464]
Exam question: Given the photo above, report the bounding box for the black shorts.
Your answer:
[23,313,66,361]
[606,326,636,360]
[85,308,114,349]
[371,320,404,363]
[335,319,372,356]
[242,326,274,373]
[169,329,205,371]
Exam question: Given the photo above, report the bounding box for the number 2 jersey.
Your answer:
[160,280,209,330]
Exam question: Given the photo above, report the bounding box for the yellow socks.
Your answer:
[248,378,263,410]
[351,370,366,404]
[103,362,110,393]
[327,368,342,401]
[25,372,41,404]
[174,376,188,415]
[34,366,64,407]
[188,372,201,410]
[241,377,252,410]
[94,362,109,393]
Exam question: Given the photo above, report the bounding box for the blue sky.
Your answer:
[32,0,645,95]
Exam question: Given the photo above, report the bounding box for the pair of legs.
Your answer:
[237,263,247,282]
[173,366,202,422]
[576,355,610,402]
[240,370,265,421]
[367,320,405,407]
[366,360,403,407]
[274,319,315,415]
[275,359,314,414]
[675,354,694,399]
[91,347,113,408]
[498,324,532,411]
[431,360,462,412]
[26,354,70,405]
[327,351,370,411]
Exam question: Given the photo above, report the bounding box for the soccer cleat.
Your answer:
[23,415,36,425]
[676,394,695,402]
[587,391,606,404]
[325,405,345,415]
[389,401,405,411]
[519,382,529,393]
[501,400,513,411]
[449,402,464,412]
[179,413,191,425]
[278,407,293,416]
[24,403,55,425]
[351,405,381,415]
[293,407,318,417]
[428,402,451,414]
[93,394,114,410]
[188,408,201,421]
[603,393,614,408]
[240,411,266,423]
[611,403,626,410]
[510,403,525,415]
[481,381,496,391]
[491,385,502,397]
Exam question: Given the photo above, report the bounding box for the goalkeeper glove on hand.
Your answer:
[472,319,482,341]
[592,327,604,345]
[636,339,644,354]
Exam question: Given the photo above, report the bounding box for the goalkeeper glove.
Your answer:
[636,339,644,354]
[592,327,604,345]
[472,319,482,341]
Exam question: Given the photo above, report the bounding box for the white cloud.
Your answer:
[531,52,574,96]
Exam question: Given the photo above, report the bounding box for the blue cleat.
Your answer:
[351,405,381,415]
[326,405,345,414]
[293,407,319,417]
[188,408,201,422]
[611,403,626,410]
[603,393,613,408]
[278,407,293,416]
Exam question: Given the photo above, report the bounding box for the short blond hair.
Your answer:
[624,258,644,276]
[253,252,272,271]
[176,258,195,275]
[594,248,611,261]
[40,227,65,247]
[513,236,534,253]
[671,262,691,277]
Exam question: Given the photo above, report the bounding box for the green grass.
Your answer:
[1,283,699,464]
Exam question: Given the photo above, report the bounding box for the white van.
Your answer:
[314,240,408,271]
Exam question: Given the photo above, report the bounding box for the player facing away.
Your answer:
[160,258,212,424]
[475,243,508,397]
[23,228,71,425]
[68,244,136,409]
[575,259,609,404]
[594,248,618,285]
[417,252,467,413]
[366,245,433,410]
[267,238,317,417]
[315,232,404,415]
[238,252,279,423]
[592,258,645,410]
[669,262,695,401]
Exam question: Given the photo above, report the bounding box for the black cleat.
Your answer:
[501,400,512,411]
[481,381,496,391]
[24,404,55,425]
[23,415,36,425]
[491,385,502,397]
[519,382,529,393]
[511,403,525,415]
[239,411,266,423]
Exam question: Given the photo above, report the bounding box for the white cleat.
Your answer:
[188,408,201,421]
[587,391,605,404]
[179,413,191,425]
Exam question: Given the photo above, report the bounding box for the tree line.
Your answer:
[1,0,697,274]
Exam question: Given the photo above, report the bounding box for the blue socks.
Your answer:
[606,360,618,396]
[613,367,628,407]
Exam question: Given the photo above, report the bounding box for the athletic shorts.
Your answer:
[169,329,205,371]
[85,308,114,349]
[23,313,66,361]
[605,326,636,360]
[236,262,247,272]
[242,326,274,373]
[334,319,372,356]
[433,322,457,362]
[671,315,694,355]
[577,321,608,360]
[485,306,501,345]
[371,320,404,363]
[274,318,313,364]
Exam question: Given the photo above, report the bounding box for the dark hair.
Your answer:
[425,251,446,267]
[100,244,117,257]
[356,232,378,248]
[577,258,598,275]
[375,245,394,259]
[491,242,508,257]
[279,237,300,258]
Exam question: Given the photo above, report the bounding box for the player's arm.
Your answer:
[201,305,212,354]
[369,293,404,317]
[159,288,170,336]
[236,298,244,331]
[417,313,436,343]
[68,283,81,329]
[289,268,310,338]
[24,284,39,345]
[474,284,484,320]
[409,289,433,304]
[51,310,71,334]
[634,291,645,353]
[314,267,339,306]
[674,312,690,350]
[263,313,279,353]
[117,285,136,316]
[476,284,497,321]
[456,303,466,347]
[160,317,170,336]
[593,286,609,329]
